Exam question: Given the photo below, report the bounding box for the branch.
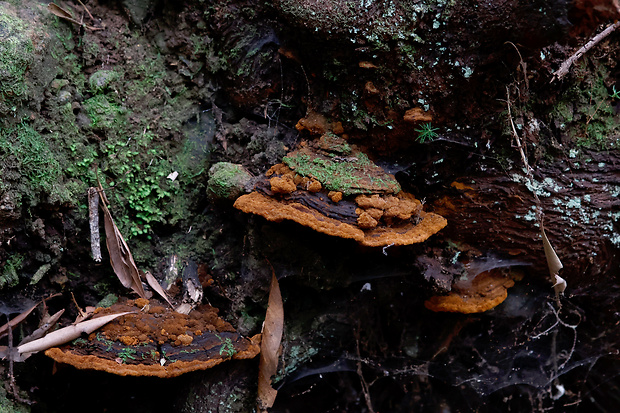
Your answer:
[551,21,620,82]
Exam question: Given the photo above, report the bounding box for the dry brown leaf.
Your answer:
[0,293,61,339]
[257,271,284,411]
[98,184,147,299]
[145,271,174,308]
[541,226,566,294]
[18,309,65,347]
[47,2,102,30]
[0,303,39,340]
[47,3,76,21]
[17,312,132,355]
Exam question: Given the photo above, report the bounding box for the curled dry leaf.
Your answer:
[257,271,284,411]
[98,184,147,299]
[17,312,133,355]
[541,227,566,294]
[145,271,174,308]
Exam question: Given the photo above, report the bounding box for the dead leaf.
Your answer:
[541,226,565,294]
[0,304,39,340]
[47,2,102,30]
[0,293,61,339]
[47,3,76,21]
[18,309,65,346]
[17,312,133,355]
[98,184,147,299]
[145,271,174,308]
[257,271,284,411]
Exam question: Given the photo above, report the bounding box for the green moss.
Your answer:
[0,122,62,196]
[97,293,119,308]
[83,94,128,130]
[89,69,121,93]
[284,151,399,196]
[207,162,251,200]
[550,58,620,150]
[1,254,24,289]
[0,9,34,116]
[0,379,30,413]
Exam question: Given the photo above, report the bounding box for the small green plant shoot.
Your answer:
[415,123,439,143]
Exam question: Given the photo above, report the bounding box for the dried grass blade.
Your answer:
[17,312,132,355]
[257,271,284,411]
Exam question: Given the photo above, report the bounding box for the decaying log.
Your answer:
[434,150,620,288]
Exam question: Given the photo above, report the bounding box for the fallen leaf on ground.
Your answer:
[257,270,284,411]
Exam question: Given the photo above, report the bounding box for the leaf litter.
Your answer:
[257,269,284,411]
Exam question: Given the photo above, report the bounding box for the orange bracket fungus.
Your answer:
[424,268,524,314]
[234,133,447,247]
[44,298,260,378]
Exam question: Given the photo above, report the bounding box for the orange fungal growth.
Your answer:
[234,134,447,247]
[44,299,260,378]
[424,269,523,314]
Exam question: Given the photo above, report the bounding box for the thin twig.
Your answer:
[355,333,375,413]
[551,21,620,82]
[7,318,33,405]
[76,0,94,20]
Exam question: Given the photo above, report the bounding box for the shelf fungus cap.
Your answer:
[424,269,523,313]
[44,299,260,378]
[234,135,447,247]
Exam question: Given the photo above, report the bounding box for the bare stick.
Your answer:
[88,187,102,262]
[552,21,620,82]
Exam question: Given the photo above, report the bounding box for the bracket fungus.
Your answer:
[44,298,260,378]
[424,268,524,314]
[234,133,447,247]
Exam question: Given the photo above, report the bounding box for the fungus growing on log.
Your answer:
[424,269,523,313]
[44,298,260,378]
[234,134,447,247]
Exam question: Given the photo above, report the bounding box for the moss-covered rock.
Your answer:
[207,162,253,200]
